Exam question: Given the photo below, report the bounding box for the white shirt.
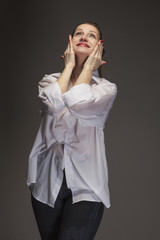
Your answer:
[26,70,117,208]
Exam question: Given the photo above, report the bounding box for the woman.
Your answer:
[27,22,117,240]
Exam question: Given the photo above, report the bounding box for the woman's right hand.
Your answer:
[61,35,75,69]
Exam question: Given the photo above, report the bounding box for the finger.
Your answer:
[65,35,70,53]
[102,60,107,65]
[100,40,104,54]
[68,35,71,52]
[69,35,74,52]
[90,41,100,56]
[94,39,104,56]
[95,40,103,57]
[95,40,104,59]
[99,40,104,55]
[68,34,74,53]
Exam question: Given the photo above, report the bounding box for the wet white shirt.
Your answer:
[27,70,117,208]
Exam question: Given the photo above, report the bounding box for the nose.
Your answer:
[80,35,88,42]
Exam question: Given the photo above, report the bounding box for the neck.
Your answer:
[71,55,88,84]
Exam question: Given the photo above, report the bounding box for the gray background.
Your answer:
[1,0,160,239]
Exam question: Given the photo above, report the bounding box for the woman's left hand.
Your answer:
[83,40,106,72]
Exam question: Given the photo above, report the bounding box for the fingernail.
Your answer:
[100,40,104,42]
[103,43,104,47]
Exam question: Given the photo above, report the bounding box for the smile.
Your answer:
[76,43,90,48]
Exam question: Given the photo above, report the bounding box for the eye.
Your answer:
[90,33,96,38]
[75,31,83,36]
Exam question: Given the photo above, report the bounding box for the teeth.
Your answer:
[78,43,89,47]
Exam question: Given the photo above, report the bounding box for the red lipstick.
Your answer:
[76,43,90,48]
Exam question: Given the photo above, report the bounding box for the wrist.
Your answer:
[83,65,93,73]
[64,64,74,72]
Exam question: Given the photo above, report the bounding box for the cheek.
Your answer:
[92,40,99,48]
[90,42,98,53]
[72,40,77,51]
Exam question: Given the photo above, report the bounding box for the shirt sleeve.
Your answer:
[62,79,117,128]
[38,74,65,115]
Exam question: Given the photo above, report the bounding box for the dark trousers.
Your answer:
[31,170,104,240]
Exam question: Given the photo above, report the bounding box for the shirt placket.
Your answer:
[63,110,77,188]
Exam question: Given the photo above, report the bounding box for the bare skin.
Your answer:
[57,24,106,94]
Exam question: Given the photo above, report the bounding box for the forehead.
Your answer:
[75,24,99,35]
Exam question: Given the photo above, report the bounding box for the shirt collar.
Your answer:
[55,70,101,84]
[91,70,101,84]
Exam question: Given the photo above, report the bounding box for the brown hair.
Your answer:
[72,21,105,77]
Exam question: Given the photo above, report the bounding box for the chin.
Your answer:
[75,50,90,58]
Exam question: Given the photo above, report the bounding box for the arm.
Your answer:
[74,39,106,86]
[62,79,117,128]
[57,65,73,94]
[38,35,75,114]
[38,73,65,115]
[57,36,105,91]
[61,37,115,128]
[57,35,75,94]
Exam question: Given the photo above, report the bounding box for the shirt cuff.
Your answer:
[62,83,94,107]
[43,81,65,110]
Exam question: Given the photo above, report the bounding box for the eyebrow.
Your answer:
[75,28,98,36]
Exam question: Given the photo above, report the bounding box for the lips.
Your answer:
[76,43,90,48]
